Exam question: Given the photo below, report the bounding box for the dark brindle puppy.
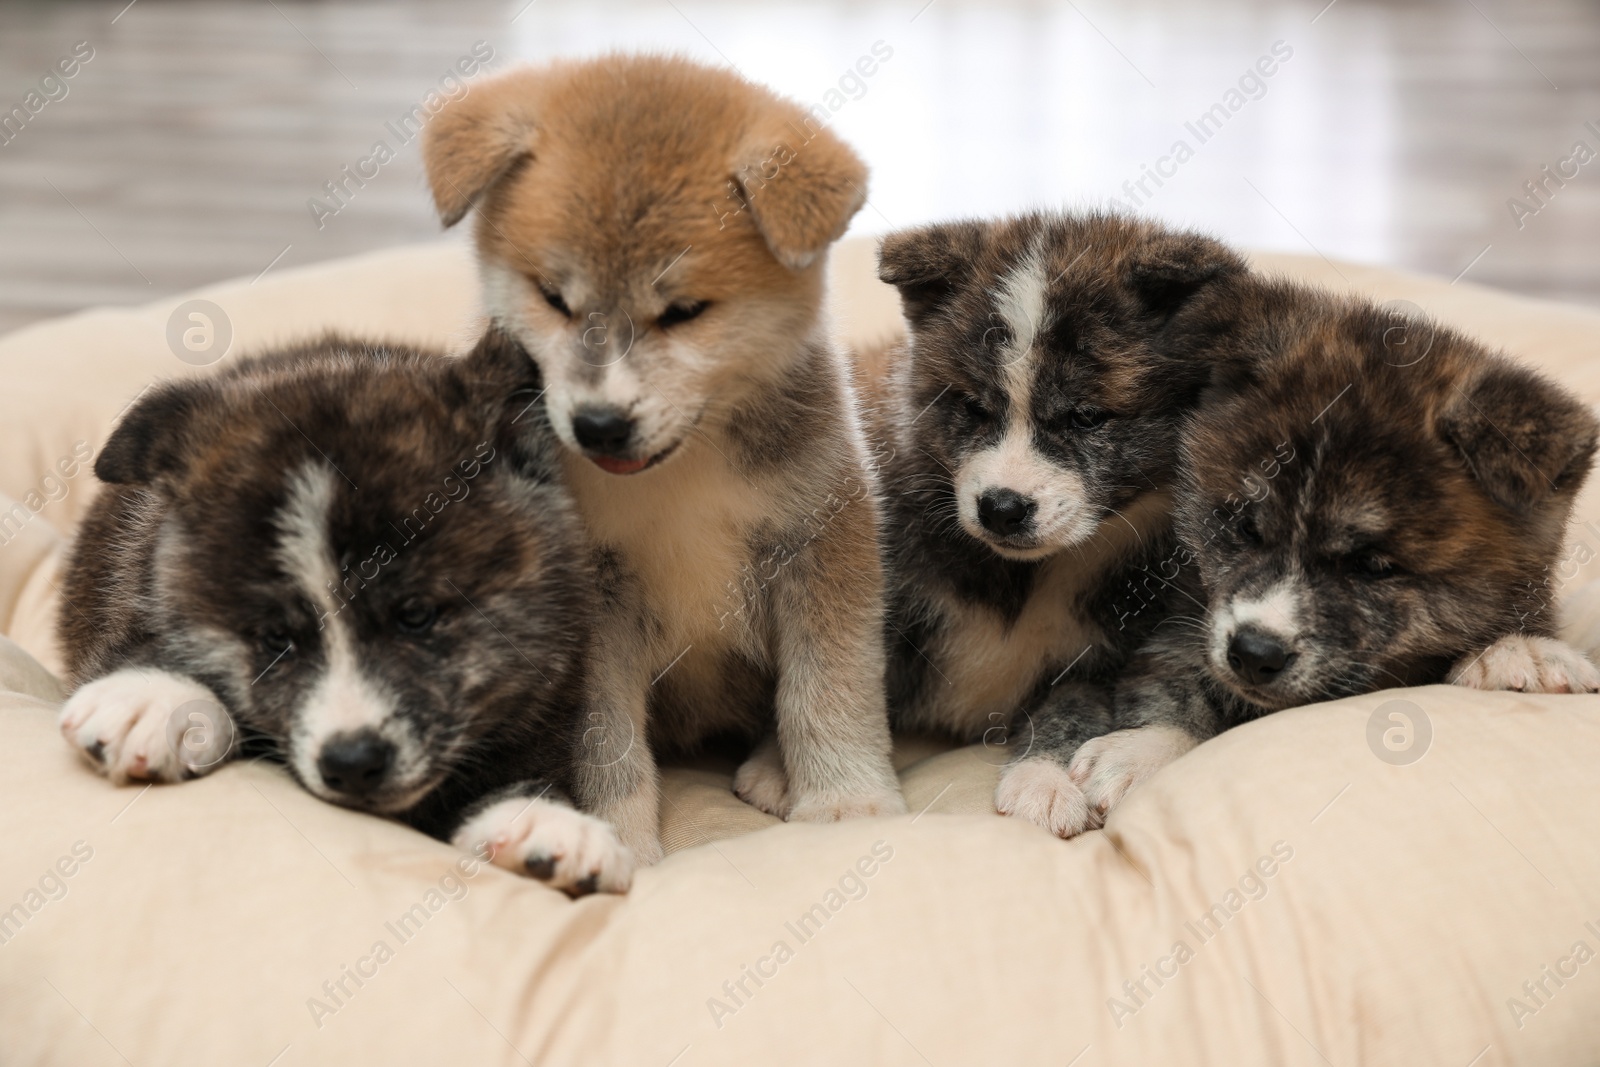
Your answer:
[57,329,632,893]
[1003,278,1600,838]
[868,212,1250,780]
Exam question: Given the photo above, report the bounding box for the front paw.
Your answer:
[59,668,232,784]
[788,785,906,823]
[996,757,1095,838]
[1450,635,1600,694]
[1068,726,1198,823]
[453,797,634,896]
[732,748,790,817]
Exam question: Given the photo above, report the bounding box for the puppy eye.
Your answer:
[394,598,439,635]
[961,393,991,423]
[1238,514,1263,546]
[258,628,295,659]
[540,287,571,318]
[1353,551,1395,577]
[657,301,710,329]
[1046,408,1108,434]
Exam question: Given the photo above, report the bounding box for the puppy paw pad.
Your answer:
[1452,636,1600,694]
[455,797,635,895]
[58,669,229,785]
[996,758,1094,839]
[732,753,791,817]
[1068,727,1197,820]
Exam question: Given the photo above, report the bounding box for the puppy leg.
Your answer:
[1449,635,1600,694]
[996,682,1111,839]
[769,522,904,822]
[453,783,634,896]
[59,667,234,784]
[572,703,662,865]
[571,615,665,864]
[1068,726,1200,823]
[732,733,790,817]
[1065,640,1221,825]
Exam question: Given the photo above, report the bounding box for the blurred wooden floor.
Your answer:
[3,0,1600,335]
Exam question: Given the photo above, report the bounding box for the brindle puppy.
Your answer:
[868,212,1250,775]
[57,329,633,893]
[1002,278,1600,837]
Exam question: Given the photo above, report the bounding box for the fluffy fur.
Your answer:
[56,329,633,894]
[422,54,903,862]
[1004,277,1600,837]
[868,211,1250,761]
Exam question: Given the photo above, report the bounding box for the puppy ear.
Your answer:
[94,380,218,486]
[458,324,542,396]
[459,322,534,382]
[1126,233,1247,318]
[1438,362,1599,511]
[455,325,564,481]
[422,69,543,228]
[877,222,983,328]
[732,124,867,270]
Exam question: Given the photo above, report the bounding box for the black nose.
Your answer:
[1227,629,1295,687]
[571,407,635,456]
[977,488,1037,536]
[316,731,394,798]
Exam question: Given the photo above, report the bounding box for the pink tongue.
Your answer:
[592,455,649,475]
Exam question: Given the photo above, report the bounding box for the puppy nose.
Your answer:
[1227,629,1295,686]
[571,407,635,456]
[316,730,394,798]
[977,488,1036,536]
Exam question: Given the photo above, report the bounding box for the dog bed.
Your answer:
[1,236,1598,1065]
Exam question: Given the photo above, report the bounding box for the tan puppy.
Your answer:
[422,54,904,861]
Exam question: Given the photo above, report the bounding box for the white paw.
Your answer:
[453,796,635,896]
[788,784,907,823]
[59,668,232,784]
[1450,635,1600,694]
[732,745,790,817]
[1068,726,1198,822]
[996,757,1095,838]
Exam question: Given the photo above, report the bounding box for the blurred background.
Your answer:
[1,0,1597,336]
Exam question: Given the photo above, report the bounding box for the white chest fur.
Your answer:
[564,437,774,660]
[922,555,1100,737]
[919,491,1172,738]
